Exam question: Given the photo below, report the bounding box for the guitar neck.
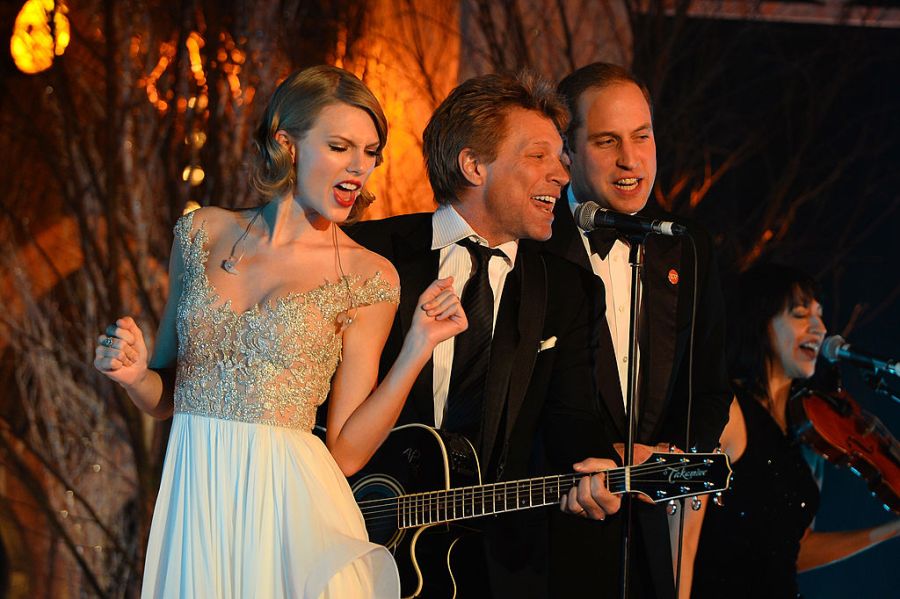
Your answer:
[396,468,631,529]
[356,451,729,531]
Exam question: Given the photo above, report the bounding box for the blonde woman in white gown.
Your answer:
[93,66,466,598]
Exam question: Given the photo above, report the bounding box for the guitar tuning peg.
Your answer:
[691,496,702,511]
[713,491,724,507]
[666,499,678,516]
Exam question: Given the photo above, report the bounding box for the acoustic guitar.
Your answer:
[320,423,732,598]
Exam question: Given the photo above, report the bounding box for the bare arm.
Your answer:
[676,487,708,599]
[326,276,466,476]
[93,227,184,419]
[797,518,900,572]
[676,398,746,598]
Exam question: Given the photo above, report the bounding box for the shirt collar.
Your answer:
[431,203,517,264]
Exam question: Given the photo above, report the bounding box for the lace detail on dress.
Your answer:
[171,211,400,431]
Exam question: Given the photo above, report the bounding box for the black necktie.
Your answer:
[587,227,626,259]
[443,239,505,436]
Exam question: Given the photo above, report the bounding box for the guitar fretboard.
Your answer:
[395,472,587,528]
[357,456,721,529]
[357,455,726,529]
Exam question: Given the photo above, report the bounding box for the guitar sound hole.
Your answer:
[353,476,404,548]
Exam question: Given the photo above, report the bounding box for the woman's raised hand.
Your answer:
[93,316,150,388]
[413,277,467,347]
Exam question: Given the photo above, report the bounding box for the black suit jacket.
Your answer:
[536,193,732,599]
[348,212,597,598]
[347,212,549,478]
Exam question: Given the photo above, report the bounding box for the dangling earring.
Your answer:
[276,131,297,190]
[288,147,297,192]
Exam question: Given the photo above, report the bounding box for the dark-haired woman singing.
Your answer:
[680,263,898,599]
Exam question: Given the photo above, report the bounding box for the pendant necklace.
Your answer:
[221,207,264,275]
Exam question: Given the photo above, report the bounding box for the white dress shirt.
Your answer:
[430,204,517,427]
[568,187,641,406]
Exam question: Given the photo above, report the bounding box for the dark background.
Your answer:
[650,15,900,598]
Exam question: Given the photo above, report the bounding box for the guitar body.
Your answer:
[341,423,483,598]
[315,424,732,598]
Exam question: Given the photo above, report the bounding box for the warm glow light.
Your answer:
[182,166,205,186]
[219,33,244,101]
[332,26,348,69]
[139,41,175,114]
[189,131,207,148]
[186,32,207,87]
[11,0,70,74]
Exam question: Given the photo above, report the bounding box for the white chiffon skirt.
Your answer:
[141,413,400,598]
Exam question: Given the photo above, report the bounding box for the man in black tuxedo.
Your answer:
[541,63,733,598]
[348,72,621,598]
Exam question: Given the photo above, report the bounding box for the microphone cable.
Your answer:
[673,230,700,599]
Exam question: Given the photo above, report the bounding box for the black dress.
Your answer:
[691,390,820,599]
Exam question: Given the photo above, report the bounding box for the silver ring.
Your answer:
[102,337,114,347]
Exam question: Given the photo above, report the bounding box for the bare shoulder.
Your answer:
[188,206,256,243]
[193,206,241,232]
[722,397,748,462]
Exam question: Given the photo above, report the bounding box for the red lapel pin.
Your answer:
[668,268,679,285]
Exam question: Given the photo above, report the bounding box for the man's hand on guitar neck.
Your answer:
[562,443,681,519]
[560,457,621,520]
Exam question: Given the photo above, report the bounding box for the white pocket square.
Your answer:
[539,336,558,352]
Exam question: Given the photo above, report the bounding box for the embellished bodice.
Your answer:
[172,211,399,431]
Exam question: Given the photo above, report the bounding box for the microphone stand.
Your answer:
[862,370,900,405]
[619,232,647,599]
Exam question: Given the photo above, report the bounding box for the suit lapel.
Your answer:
[480,249,547,467]
[392,220,440,425]
[638,233,682,442]
[545,196,627,437]
[544,192,593,272]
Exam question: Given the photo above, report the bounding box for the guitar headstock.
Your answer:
[628,452,732,503]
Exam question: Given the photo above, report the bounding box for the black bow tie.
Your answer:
[587,228,627,259]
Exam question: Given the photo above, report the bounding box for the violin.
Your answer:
[789,387,900,514]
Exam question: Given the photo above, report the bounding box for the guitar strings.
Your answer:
[354,460,722,522]
[354,460,715,513]
[357,480,721,525]
[358,486,720,524]
[355,459,712,510]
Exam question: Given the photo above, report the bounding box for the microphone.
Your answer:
[821,335,899,377]
[574,201,687,236]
